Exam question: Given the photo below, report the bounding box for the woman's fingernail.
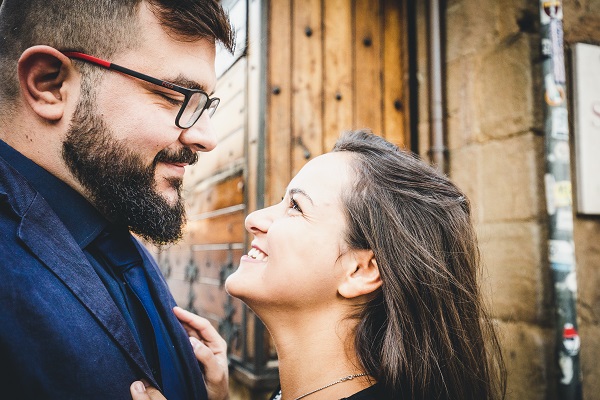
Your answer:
[133,381,146,393]
[189,336,201,350]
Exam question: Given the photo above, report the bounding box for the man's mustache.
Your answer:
[154,147,198,166]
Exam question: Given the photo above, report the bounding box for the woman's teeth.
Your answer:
[247,247,268,261]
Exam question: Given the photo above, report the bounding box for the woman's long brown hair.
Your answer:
[333,130,506,399]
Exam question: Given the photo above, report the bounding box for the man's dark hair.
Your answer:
[0,0,235,101]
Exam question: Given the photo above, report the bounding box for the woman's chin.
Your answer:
[224,272,254,302]
[223,273,240,297]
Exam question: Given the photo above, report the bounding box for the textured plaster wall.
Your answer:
[417,0,600,398]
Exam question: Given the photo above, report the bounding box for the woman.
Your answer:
[133,130,506,399]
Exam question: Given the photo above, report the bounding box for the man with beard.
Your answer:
[0,1,234,399]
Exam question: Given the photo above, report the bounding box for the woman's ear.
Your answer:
[17,45,74,122]
[338,249,382,299]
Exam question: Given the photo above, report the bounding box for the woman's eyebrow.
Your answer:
[289,188,314,205]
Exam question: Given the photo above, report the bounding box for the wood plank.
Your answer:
[184,59,246,188]
[215,0,247,76]
[211,58,246,154]
[186,174,244,217]
[166,278,190,308]
[189,284,246,359]
[323,0,354,152]
[382,0,406,147]
[159,246,194,281]
[354,0,383,134]
[291,0,323,175]
[191,283,232,320]
[214,58,246,117]
[186,128,245,185]
[184,209,246,245]
[211,84,245,141]
[192,248,245,281]
[400,0,412,149]
[228,300,245,358]
[245,0,266,215]
[267,0,293,206]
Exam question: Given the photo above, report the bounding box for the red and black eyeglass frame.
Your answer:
[62,51,219,129]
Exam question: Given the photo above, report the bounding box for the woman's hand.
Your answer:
[130,307,229,400]
[130,381,165,400]
[174,306,229,400]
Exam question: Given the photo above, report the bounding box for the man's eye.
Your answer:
[159,93,184,106]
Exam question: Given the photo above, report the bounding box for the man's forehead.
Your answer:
[132,3,217,91]
[120,37,217,94]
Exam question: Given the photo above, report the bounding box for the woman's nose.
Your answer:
[245,205,276,235]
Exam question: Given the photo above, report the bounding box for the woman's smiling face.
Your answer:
[225,152,355,311]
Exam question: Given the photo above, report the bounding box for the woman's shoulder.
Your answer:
[341,383,393,400]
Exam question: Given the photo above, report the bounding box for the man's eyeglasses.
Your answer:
[63,52,220,129]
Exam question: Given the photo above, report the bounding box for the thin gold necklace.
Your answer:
[274,373,368,400]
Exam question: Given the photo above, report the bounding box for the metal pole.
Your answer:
[538,1,582,398]
[427,0,446,173]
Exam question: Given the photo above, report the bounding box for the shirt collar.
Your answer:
[0,139,108,248]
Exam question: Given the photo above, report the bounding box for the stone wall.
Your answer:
[417,0,600,398]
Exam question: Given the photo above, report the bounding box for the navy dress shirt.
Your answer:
[0,140,190,399]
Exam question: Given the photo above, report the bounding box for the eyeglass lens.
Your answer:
[179,92,207,128]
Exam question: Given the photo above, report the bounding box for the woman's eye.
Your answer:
[289,197,302,213]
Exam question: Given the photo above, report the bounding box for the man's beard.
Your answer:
[62,95,198,246]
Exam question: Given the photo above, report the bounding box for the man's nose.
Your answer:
[178,113,217,152]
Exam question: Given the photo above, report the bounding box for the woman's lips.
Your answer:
[241,245,268,263]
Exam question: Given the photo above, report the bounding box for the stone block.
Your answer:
[446,56,481,150]
[496,321,554,400]
[474,36,536,139]
[563,0,600,43]
[580,324,600,400]
[477,221,548,323]
[573,219,600,324]
[446,0,499,61]
[496,0,538,40]
[480,133,544,222]
[449,144,483,223]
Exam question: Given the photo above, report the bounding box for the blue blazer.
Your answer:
[0,155,208,399]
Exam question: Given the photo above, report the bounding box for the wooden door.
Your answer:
[266,0,408,205]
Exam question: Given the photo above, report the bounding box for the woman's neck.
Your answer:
[262,308,371,400]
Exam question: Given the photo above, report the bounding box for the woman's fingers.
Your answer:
[174,307,230,400]
[130,381,166,400]
[173,307,227,353]
[190,336,228,383]
[129,309,230,400]
[189,337,229,400]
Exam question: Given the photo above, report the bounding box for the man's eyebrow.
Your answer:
[289,188,314,205]
[164,74,215,95]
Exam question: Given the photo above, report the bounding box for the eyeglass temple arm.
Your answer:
[62,51,183,92]
[62,52,111,68]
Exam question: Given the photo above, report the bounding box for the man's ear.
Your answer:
[338,249,382,299]
[17,45,74,122]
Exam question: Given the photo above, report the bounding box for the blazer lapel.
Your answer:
[17,193,160,388]
[136,241,208,399]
